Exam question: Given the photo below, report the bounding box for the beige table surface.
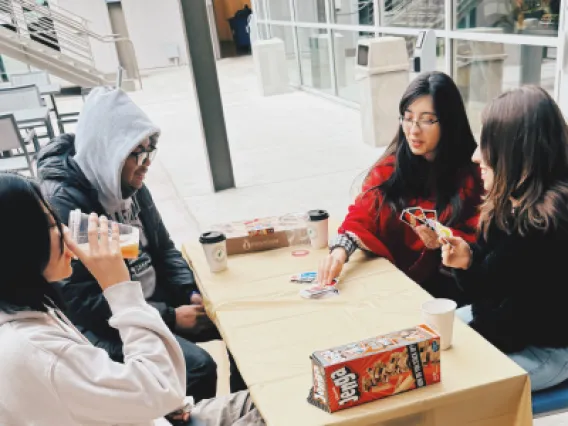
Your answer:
[183,237,532,426]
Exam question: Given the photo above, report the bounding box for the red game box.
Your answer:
[308,324,441,413]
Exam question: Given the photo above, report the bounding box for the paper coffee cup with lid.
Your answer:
[306,209,330,249]
[199,231,228,273]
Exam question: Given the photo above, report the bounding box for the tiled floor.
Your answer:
[53,56,565,423]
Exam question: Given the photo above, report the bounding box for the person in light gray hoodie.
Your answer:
[0,172,264,426]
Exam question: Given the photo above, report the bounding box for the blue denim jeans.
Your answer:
[457,306,568,391]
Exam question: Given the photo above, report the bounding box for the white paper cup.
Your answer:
[421,298,457,350]
[307,209,329,249]
[199,232,228,273]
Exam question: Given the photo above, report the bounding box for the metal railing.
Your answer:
[0,0,142,87]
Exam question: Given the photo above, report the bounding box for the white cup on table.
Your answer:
[306,209,329,249]
[199,231,228,273]
[421,298,457,350]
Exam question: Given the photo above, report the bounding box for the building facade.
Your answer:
[251,0,566,134]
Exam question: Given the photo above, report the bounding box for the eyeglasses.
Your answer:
[399,116,439,130]
[129,146,157,166]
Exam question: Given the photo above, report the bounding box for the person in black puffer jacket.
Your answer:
[441,85,568,391]
[37,86,246,403]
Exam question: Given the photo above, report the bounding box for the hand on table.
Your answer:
[64,214,130,290]
[415,225,442,250]
[318,248,347,286]
[175,304,214,333]
[440,236,472,270]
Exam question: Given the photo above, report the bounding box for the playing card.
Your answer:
[299,285,340,299]
[406,207,427,223]
[423,209,437,221]
[290,271,318,283]
[400,210,418,228]
[290,272,339,285]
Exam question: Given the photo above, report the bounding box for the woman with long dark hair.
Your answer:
[0,173,263,425]
[442,86,568,391]
[319,71,483,304]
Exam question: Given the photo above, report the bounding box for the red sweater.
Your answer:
[339,156,483,284]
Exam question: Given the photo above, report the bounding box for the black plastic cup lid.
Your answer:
[199,231,226,244]
[308,209,329,221]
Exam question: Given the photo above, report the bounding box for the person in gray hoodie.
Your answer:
[0,172,264,426]
[37,87,245,402]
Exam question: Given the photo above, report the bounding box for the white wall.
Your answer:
[121,0,189,69]
[54,0,120,74]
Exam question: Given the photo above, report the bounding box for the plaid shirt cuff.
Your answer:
[329,233,358,262]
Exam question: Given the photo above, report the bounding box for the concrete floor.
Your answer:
[53,55,566,423]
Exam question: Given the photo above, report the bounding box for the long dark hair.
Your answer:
[479,86,568,238]
[0,173,64,313]
[368,71,479,225]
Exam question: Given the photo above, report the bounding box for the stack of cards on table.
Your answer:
[399,207,453,238]
[291,272,339,299]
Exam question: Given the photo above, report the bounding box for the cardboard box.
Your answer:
[210,214,310,255]
[308,324,441,413]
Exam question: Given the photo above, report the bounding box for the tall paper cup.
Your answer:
[421,298,457,350]
[307,209,329,249]
[199,231,228,273]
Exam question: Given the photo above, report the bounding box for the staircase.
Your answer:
[0,0,141,89]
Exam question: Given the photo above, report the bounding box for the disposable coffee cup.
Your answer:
[307,209,329,249]
[68,209,140,259]
[421,298,457,350]
[199,231,228,273]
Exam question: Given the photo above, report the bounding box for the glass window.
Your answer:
[331,0,375,25]
[332,31,374,103]
[454,0,560,37]
[266,0,292,20]
[296,28,334,94]
[270,25,301,86]
[454,39,556,135]
[294,0,327,23]
[382,0,444,29]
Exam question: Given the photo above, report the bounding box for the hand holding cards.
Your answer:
[399,207,453,243]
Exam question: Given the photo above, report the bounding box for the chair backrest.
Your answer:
[0,84,43,112]
[10,71,51,87]
[0,114,24,151]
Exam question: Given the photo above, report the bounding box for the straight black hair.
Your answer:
[0,172,63,313]
[369,71,480,225]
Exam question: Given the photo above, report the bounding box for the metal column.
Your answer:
[179,0,235,192]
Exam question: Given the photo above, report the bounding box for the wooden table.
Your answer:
[183,240,532,426]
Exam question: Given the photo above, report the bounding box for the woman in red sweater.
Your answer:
[318,71,483,305]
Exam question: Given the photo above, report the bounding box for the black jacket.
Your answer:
[37,134,197,359]
[454,221,568,354]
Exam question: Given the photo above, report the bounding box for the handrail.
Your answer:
[0,0,142,88]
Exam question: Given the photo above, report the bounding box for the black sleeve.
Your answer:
[453,234,532,300]
[143,188,198,305]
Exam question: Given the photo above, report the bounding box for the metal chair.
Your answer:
[0,83,54,146]
[11,71,80,134]
[10,70,51,87]
[0,114,35,176]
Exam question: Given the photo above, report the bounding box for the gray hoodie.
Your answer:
[73,86,160,216]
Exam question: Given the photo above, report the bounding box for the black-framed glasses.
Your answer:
[129,146,157,166]
[399,116,439,130]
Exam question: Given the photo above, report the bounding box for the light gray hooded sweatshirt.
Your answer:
[73,87,160,298]
[74,86,160,218]
[0,282,186,426]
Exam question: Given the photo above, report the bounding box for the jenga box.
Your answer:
[210,213,310,255]
[308,324,441,413]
